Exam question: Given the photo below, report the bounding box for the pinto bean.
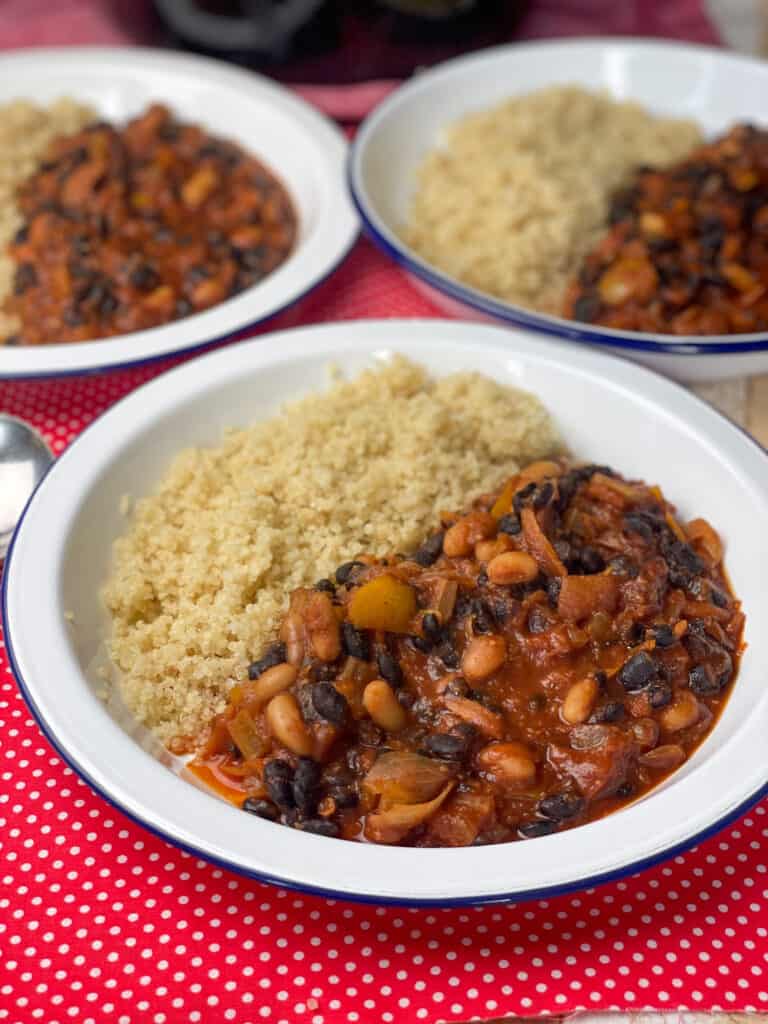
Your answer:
[362,679,408,733]
[561,677,600,725]
[461,634,506,683]
[265,693,313,756]
[660,690,701,733]
[476,741,536,786]
[443,511,496,558]
[487,551,539,586]
[639,744,686,771]
[249,662,298,705]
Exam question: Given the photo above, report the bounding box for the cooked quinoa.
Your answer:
[103,356,559,743]
[0,98,95,342]
[401,86,702,314]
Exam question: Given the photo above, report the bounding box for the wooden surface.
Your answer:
[690,374,767,447]
[747,374,768,444]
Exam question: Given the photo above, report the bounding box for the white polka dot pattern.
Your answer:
[1,243,767,1022]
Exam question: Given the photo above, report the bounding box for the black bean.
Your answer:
[186,264,212,285]
[297,684,321,724]
[710,587,729,609]
[154,226,173,242]
[13,263,37,295]
[98,289,118,316]
[341,622,370,660]
[313,578,336,595]
[590,701,624,724]
[615,782,635,799]
[238,246,266,271]
[497,513,521,536]
[410,634,431,653]
[248,642,287,680]
[328,784,358,809]
[300,819,340,838]
[572,292,602,322]
[553,539,572,563]
[578,547,605,575]
[175,298,193,318]
[618,652,658,692]
[607,555,639,578]
[335,561,365,585]
[470,598,495,635]
[311,682,349,725]
[518,819,558,839]
[292,757,321,814]
[527,606,550,634]
[63,308,83,327]
[689,663,720,696]
[445,677,469,699]
[242,798,278,821]
[129,263,160,290]
[625,621,646,646]
[310,662,337,684]
[546,576,562,607]
[12,224,28,245]
[375,648,403,688]
[4,334,21,346]
[647,624,676,648]
[413,532,444,567]
[422,612,442,643]
[512,481,537,515]
[533,482,554,509]
[624,514,654,541]
[538,793,585,821]
[435,642,460,669]
[648,681,673,709]
[422,732,468,761]
[528,692,546,712]
[263,759,294,809]
[71,235,92,257]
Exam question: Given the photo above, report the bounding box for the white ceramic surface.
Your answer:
[349,39,768,382]
[0,47,357,378]
[4,319,767,905]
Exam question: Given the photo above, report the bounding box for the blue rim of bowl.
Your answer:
[0,231,359,382]
[346,37,768,357]
[3,349,768,906]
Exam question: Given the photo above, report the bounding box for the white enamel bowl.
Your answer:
[0,47,357,378]
[349,39,768,382]
[4,320,768,905]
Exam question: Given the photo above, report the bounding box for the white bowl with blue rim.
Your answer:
[349,39,768,383]
[4,318,767,905]
[0,47,357,379]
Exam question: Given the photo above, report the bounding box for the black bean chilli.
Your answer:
[4,103,296,346]
[563,124,768,335]
[183,459,744,845]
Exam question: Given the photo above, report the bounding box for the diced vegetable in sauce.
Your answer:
[3,103,296,345]
[563,124,768,335]
[186,458,744,846]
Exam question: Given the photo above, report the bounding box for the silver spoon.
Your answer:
[0,414,54,560]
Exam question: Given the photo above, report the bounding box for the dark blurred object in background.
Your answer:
[150,0,531,82]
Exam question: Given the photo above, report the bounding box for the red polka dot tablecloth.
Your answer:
[1,240,767,1024]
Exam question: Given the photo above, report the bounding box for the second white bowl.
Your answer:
[349,38,768,381]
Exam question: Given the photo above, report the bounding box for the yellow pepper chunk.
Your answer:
[347,574,417,634]
[490,477,517,519]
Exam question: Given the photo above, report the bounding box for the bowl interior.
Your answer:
[358,40,768,241]
[350,40,768,370]
[8,321,768,902]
